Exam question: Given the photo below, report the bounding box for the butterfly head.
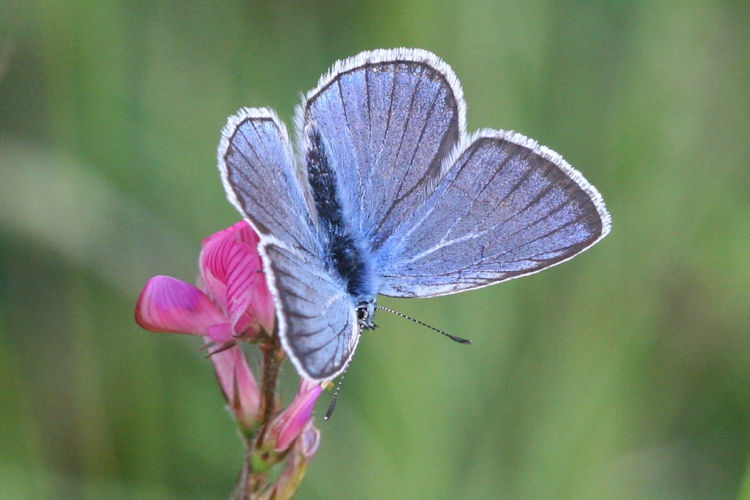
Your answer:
[356,300,376,330]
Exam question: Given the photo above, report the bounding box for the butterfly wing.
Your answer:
[379,131,612,297]
[297,48,464,251]
[219,108,318,250]
[219,108,358,381]
[262,243,358,381]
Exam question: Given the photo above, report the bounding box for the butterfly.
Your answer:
[218,48,611,382]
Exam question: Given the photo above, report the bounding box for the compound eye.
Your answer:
[357,307,367,321]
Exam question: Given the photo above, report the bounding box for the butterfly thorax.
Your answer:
[306,125,378,327]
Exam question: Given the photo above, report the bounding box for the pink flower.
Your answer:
[135,221,275,426]
[271,421,321,497]
[209,343,260,428]
[267,379,324,452]
[135,275,231,341]
[199,221,275,337]
[135,221,274,341]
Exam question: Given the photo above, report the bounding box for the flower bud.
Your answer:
[266,379,323,452]
[210,343,261,429]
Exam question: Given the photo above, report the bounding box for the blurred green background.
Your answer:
[1,1,749,499]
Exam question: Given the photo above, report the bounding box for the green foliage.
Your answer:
[1,1,749,498]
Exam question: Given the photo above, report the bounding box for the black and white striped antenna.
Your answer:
[324,342,357,420]
[376,305,472,344]
[323,306,471,420]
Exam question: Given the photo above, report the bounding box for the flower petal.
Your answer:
[268,378,323,452]
[210,343,260,427]
[205,323,234,344]
[199,225,235,311]
[200,221,275,336]
[298,421,321,458]
[224,235,273,334]
[135,275,227,335]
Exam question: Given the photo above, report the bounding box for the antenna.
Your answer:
[376,305,472,344]
[201,340,237,357]
[324,336,359,421]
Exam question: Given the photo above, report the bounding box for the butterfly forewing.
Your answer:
[379,132,611,298]
[219,108,319,252]
[299,48,463,250]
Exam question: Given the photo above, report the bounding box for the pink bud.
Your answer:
[297,420,321,458]
[271,421,321,498]
[210,343,260,428]
[267,379,323,452]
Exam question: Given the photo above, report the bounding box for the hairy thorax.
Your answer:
[305,126,377,329]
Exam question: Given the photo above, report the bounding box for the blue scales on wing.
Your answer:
[218,108,358,381]
[218,49,612,382]
[299,48,463,253]
[379,132,611,298]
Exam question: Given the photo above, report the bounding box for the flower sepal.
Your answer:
[250,448,279,474]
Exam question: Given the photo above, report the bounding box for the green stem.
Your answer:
[258,334,285,426]
[232,333,287,500]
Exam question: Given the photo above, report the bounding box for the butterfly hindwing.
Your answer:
[263,243,359,380]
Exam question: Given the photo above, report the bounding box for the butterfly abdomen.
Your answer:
[306,126,376,303]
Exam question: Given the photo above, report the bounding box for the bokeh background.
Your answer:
[2,1,749,499]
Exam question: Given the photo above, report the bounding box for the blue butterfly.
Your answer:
[218,48,611,382]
